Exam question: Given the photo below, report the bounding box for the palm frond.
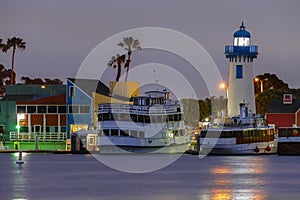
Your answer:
[118,42,124,48]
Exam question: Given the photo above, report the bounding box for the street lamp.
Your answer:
[219,82,228,99]
[219,82,228,117]
[254,77,268,93]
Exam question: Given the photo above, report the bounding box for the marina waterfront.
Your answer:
[1,153,300,200]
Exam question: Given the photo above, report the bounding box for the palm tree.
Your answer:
[0,64,13,97]
[3,37,26,85]
[0,39,5,51]
[118,37,142,81]
[107,54,126,82]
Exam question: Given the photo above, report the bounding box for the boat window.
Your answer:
[144,115,150,123]
[102,113,109,121]
[156,115,162,123]
[200,130,207,138]
[137,115,144,123]
[109,113,114,120]
[130,114,138,122]
[146,98,150,105]
[120,130,129,137]
[131,130,138,137]
[174,130,179,137]
[179,130,185,136]
[103,129,109,136]
[150,116,156,123]
[168,115,174,122]
[120,114,129,121]
[139,131,145,138]
[111,129,118,136]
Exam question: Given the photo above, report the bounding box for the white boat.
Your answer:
[97,90,191,154]
[200,105,277,155]
[277,127,300,155]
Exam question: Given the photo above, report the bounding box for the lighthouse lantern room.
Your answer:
[225,22,259,117]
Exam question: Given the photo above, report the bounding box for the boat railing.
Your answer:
[98,104,182,115]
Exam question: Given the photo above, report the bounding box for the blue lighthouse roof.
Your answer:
[233,22,251,38]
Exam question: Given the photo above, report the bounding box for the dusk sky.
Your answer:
[0,0,299,98]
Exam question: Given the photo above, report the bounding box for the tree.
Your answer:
[118,37,142,81]
[198,99,209,121]
[254,73,289,95]
[0,39,5,51]
[0,64,7,96]
[107,54,126,82]
[0,65,14,96]
[255,89,283,114]
[20,76,63,85]
[3,37,26,85]
[254,73,291,115]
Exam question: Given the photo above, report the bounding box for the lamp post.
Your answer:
[219,82,228,117]
[254,77,268,93]
[219,82,228,99]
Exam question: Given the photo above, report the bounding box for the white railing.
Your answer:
[10,132,66,142]
[98,104,183,115]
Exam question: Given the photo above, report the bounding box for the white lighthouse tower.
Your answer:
[225,22,259,117]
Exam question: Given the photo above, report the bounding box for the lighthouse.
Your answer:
[225,22,259,117]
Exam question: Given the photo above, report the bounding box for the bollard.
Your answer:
[16,151,24,164]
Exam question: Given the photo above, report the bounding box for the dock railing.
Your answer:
[10,132,66,142]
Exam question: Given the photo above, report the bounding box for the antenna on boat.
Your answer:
[153,69,159,90]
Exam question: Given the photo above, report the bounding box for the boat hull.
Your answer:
[278,142,300,155]
[97,135,190,154]
[200,141,277,155]
[278,137,300,155]
[98,143,190,154]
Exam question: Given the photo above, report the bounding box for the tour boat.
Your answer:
[277,127,300,155]
[96,89,191,154]
[199,104,277,155]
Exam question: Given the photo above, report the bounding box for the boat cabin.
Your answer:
[131,90,171,106]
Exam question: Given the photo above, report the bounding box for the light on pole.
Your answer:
[219,82,228,99]
[254,77,268,93]
[219,82,228,117]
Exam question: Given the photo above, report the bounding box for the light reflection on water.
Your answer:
[12,157,28,200]
[2,154,300,200]
[204,157,269,200]
[201,189,266,200]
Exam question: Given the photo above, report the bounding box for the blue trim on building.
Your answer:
[225,45,258,58]
[66,80,93,139]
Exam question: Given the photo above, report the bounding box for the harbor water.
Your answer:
[1,153,300,200]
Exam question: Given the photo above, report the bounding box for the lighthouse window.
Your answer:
[236,65,243,79]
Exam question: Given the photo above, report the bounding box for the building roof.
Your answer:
[233,22,251,38]
[266,98,300,113]
[5,84,66,98]
[16,94,66,104]
[1,94,36,101]
[68,78,109,97]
